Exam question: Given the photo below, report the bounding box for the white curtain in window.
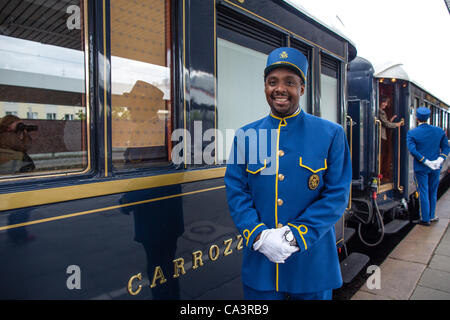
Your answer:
[217,38,269,161]
[320,74,338,123]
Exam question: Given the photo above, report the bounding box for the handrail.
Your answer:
[397,118,405,193]
[374,117,382,190]
[346,115,354,210]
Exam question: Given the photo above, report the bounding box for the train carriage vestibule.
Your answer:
[379,82,396,184]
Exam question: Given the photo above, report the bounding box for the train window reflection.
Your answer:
[0,0,88,178]
[111,0,172,169]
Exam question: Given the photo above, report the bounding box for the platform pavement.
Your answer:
[351,188,450,300]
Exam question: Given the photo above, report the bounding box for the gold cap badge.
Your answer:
[280,51,288,59]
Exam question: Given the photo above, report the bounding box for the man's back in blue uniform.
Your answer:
[406,107,449,225]
[407,123,449,172]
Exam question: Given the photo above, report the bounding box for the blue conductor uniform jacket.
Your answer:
[224,109,352,293]
[407,123,449,172]
[407,123,449,222]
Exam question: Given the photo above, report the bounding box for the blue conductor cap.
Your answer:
[264,47,308,83]
[416,107,431,121]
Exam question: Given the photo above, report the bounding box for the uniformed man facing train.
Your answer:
[224,47,352,300]
[407,107,449,226]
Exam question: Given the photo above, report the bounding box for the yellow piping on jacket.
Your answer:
[243,223,266,247]
[299,158,327,173]
[271,109,301,292]
[288,223,308,251]
[246,159,267,174]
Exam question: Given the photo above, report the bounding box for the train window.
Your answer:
[436,108,442,127]
[410,97,420,129]
[433,107,439,126]
[414,97,420,109]
[217,38,269,162]
[445,113,447,135]
[216,10,282,162]
[442,111,447,132]
[0,0,89,179]
[428,104,433,125]
[291,40,310,113]
[110,0,171,169]
[434,108,438,126]
[440,110,442,127]
[409,105,415,129]
[320,55,339,123]
[446,113,448,136]
[446,112,450,137]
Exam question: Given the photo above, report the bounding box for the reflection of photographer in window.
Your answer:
[0,115,37,174]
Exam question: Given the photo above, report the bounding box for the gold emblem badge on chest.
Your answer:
[308,174,320,190]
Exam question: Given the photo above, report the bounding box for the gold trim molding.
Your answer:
[0,167,226,212]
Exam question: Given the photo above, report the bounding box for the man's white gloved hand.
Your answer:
[427,159,442,170]
[435,157,444,168]
[424,159,436,170]
[253,226,299,263]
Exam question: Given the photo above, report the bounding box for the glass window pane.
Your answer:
[0,0,88,178]
[290,44,309,112]
[217,39,309,162]
[300,79,308,112]
[320,74,338,123]
[111,0,171,169]
[217,38,269,162]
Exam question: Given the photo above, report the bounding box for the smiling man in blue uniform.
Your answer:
[407,107,449,226]
[224,47,352,300]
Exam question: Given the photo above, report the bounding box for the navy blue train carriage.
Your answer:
[0,0,362,299]
[345,57,450,256]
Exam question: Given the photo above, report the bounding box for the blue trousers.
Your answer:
[243,284,332,300]
[414,170,440,222]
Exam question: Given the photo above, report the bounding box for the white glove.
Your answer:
[436,157,444,168]
[426,159,442,170]
[424,159,436,170]
[253,226,299,263]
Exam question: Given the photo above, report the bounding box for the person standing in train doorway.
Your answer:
[378,96,402,183]
[407,107,449,226]
[224,47,352,300]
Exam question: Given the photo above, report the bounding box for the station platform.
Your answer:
[352,188,450,300]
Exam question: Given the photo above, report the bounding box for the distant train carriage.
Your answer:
[0,0,357,299]
[346,57,449,248]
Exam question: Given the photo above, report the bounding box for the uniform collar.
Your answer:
[269,107,303,126]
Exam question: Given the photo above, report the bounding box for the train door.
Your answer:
[378,82,396,186]
[377,79,407,194]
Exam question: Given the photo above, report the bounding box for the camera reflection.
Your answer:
[0,115,36,174]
